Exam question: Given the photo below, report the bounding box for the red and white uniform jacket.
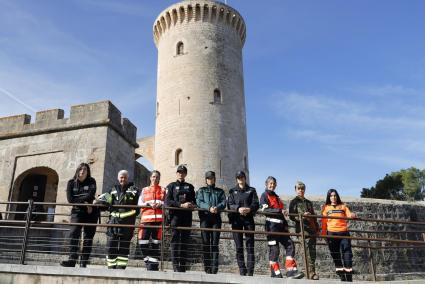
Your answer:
[138,185,166,223]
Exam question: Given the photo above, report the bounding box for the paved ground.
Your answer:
[1,264,425,284]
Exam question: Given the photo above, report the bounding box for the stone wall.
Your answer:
[0,101,138,219]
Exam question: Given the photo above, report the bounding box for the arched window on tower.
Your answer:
[175,149,183,166]
[213,89,221,104]
[176,41,184,55]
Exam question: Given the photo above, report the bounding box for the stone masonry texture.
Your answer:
[152,0,249,191]
[0,101,140,221]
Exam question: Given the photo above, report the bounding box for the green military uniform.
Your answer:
[289,196,319,276]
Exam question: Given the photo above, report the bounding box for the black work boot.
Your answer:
[345,271,353,282]
[60,260,76,267]
[336,270,346,281]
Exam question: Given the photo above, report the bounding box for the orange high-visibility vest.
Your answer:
[138,185,166,223]
[321,204,353,234]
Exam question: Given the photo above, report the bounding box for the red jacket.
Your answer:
[138,185,166,223]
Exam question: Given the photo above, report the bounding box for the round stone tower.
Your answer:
[153,0,248,190]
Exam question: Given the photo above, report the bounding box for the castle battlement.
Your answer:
[153,0,246,47]
[0,101,137,146]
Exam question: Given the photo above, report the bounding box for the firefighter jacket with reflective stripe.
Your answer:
[138,185,165,223]
[259,189,288,232]
[321,204,353,234]
[109,183,139,225]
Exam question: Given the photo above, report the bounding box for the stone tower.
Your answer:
[152,0,248,190]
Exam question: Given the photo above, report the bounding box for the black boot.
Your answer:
[336,270,346,281]
[345,271,353,282]
[80,257,89,268]
[60,260,76,267]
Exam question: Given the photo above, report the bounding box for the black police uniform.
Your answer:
[63,177,98,267]
[165,180,196,272]
[227,184,259,276]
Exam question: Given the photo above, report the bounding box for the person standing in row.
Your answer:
[196,171,226,274]
[321,189,356,282]
[61,163,98,268]
[260,176,304,279]
[96,170,139,269]
[227,171,259,276]
[289,181,320,280]
[165,165,196,272]
[137,170,166,271]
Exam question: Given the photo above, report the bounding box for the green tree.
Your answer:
[361,174,405,200]
[392,167,425,201]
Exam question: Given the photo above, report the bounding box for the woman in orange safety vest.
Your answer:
[321,189,357,282]
[137,170,166,271]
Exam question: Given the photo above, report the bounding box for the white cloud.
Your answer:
[273,90,425,132]
[0,2,104,67]
[270,87,425,168]
[0,1,156,126]
[352,84,422,97]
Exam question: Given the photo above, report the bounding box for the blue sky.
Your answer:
[1,0,425,197]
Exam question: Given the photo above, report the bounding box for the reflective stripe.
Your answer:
[144,256,158,263]
[106,257,117,267]
[138,240,150,244]
[266,217,284,223]
[151,239,160,244]
[336,268,344,272]
[112,210,136,218]
[146,200,163,204]
[274,270,281,275]
[141,214,163,219]
[260,204,269,211]
[117,256,128,261]
[344,268,353,272]
[116,260,128,266]
[268,240,277,245]
[120,210,136,218]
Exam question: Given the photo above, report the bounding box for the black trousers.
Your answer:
[327,231,353,269]
[170,216,192,271]
[200,216,221,273]
[67,211,98,264]
[107,230,134,268]
[232,217,255,274]
[268,235,295,262]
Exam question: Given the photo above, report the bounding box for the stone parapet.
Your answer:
[0,101,137,147]
[153,0,246,46]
